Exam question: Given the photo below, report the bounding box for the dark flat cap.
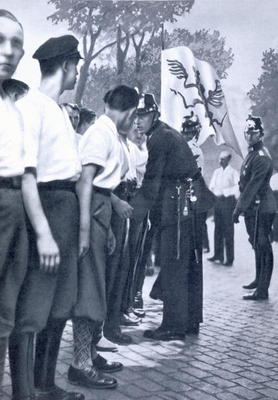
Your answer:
[33,35,83,61]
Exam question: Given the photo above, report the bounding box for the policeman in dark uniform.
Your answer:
[233,115,276,300]
[130,93,215,340]
[180,113,210,254]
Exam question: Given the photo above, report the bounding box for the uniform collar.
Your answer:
[248,140,263,152]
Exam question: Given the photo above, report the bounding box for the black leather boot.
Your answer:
[9,332,35,400]
[34,320,84,400]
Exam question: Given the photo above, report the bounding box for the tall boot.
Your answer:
[34,320,84,400]
[257,245,273,297]
[9,332,35,400]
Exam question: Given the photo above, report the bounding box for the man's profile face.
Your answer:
[135,112,155,136]
[63,58,79,91]
[0,17,24,81]
[118,107,137,135]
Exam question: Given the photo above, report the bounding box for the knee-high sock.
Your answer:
[72,319,94,369]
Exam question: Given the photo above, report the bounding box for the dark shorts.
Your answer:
[73,191,112,322]
[0,188,28,338]
[14,188,79,333]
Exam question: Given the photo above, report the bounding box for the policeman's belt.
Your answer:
[38,180,76,192]
[0,176,22,190]
[166,170,201,186]
[93,185,112,197]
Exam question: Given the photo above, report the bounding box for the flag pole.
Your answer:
[161,23,165,51]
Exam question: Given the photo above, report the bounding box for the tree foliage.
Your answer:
[48,0,194,103]
[248,49,278,168]
[84,27,234,115]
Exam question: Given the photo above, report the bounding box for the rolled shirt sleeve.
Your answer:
[17,94,41,169]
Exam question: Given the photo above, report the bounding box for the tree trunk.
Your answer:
[132,32,145,74]
[116,26,130,76]
[74,58,93,105]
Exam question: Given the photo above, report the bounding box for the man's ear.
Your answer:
[62,59,68,73]
[153,112,160,123]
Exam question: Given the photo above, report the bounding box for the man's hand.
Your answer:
[36,233,60,274]
[113,198,133,219]
[79,228,90,259]
[107,227,116,256]
[232,209,240,224]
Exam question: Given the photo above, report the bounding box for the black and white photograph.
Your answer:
[1,1,278,399]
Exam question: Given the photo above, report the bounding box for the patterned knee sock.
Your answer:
[72,319,94,369]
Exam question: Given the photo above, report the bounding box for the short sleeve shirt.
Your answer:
[16,89,81,183]
[0,95,24,177]
[79,114,126,190]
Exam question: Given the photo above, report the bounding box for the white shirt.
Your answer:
[133,141,148,187]
[270,173,278,191]
[79,114,127,190]
[209,164,239,198]
[187,139,204,171]
[0,96,24,177]
[16,89,81,183]
[121,138,138,182]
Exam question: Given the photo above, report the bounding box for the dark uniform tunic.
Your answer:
[131,120,214,333]
[235,141,276,296]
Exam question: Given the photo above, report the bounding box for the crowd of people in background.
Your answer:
[0,8,277,400]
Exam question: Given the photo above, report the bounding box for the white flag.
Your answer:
[161,46,243,158]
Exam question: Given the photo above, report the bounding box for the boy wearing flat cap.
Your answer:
[9,35,84,400]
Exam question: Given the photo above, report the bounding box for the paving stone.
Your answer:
[204,376,236,389]
[180,366,213,379]
[4,220,278,400]
[228,386,262,399]
[185,389,220,400]
[216,391,245,400]
[131,378,163,392]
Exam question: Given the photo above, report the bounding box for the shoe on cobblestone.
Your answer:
[120,313,140,326]
[127,306,145,319]
[207,256,223,263]
[242,281,257,289]
[68,365,117,389]
[133,291,143,309]
[96,336,118,352]
[143,328,185,341]
[105,328,133,345]
[223,261,233,266]
[36,385,85,400]
[243,291,268,300]
[94,354,123,373]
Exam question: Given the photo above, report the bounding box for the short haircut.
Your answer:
[78,107,96,127]
[0,9,23,30]
[39,55,79,77]
[103,85,139,111]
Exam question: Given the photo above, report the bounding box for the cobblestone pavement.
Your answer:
[2,218,278,400]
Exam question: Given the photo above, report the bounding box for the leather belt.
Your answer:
[38,180,76,192]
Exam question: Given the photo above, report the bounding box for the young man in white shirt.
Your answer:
[0,9,26,387]
[9,35,84,400]
[70,85,138,389]
[208,150,239,266]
